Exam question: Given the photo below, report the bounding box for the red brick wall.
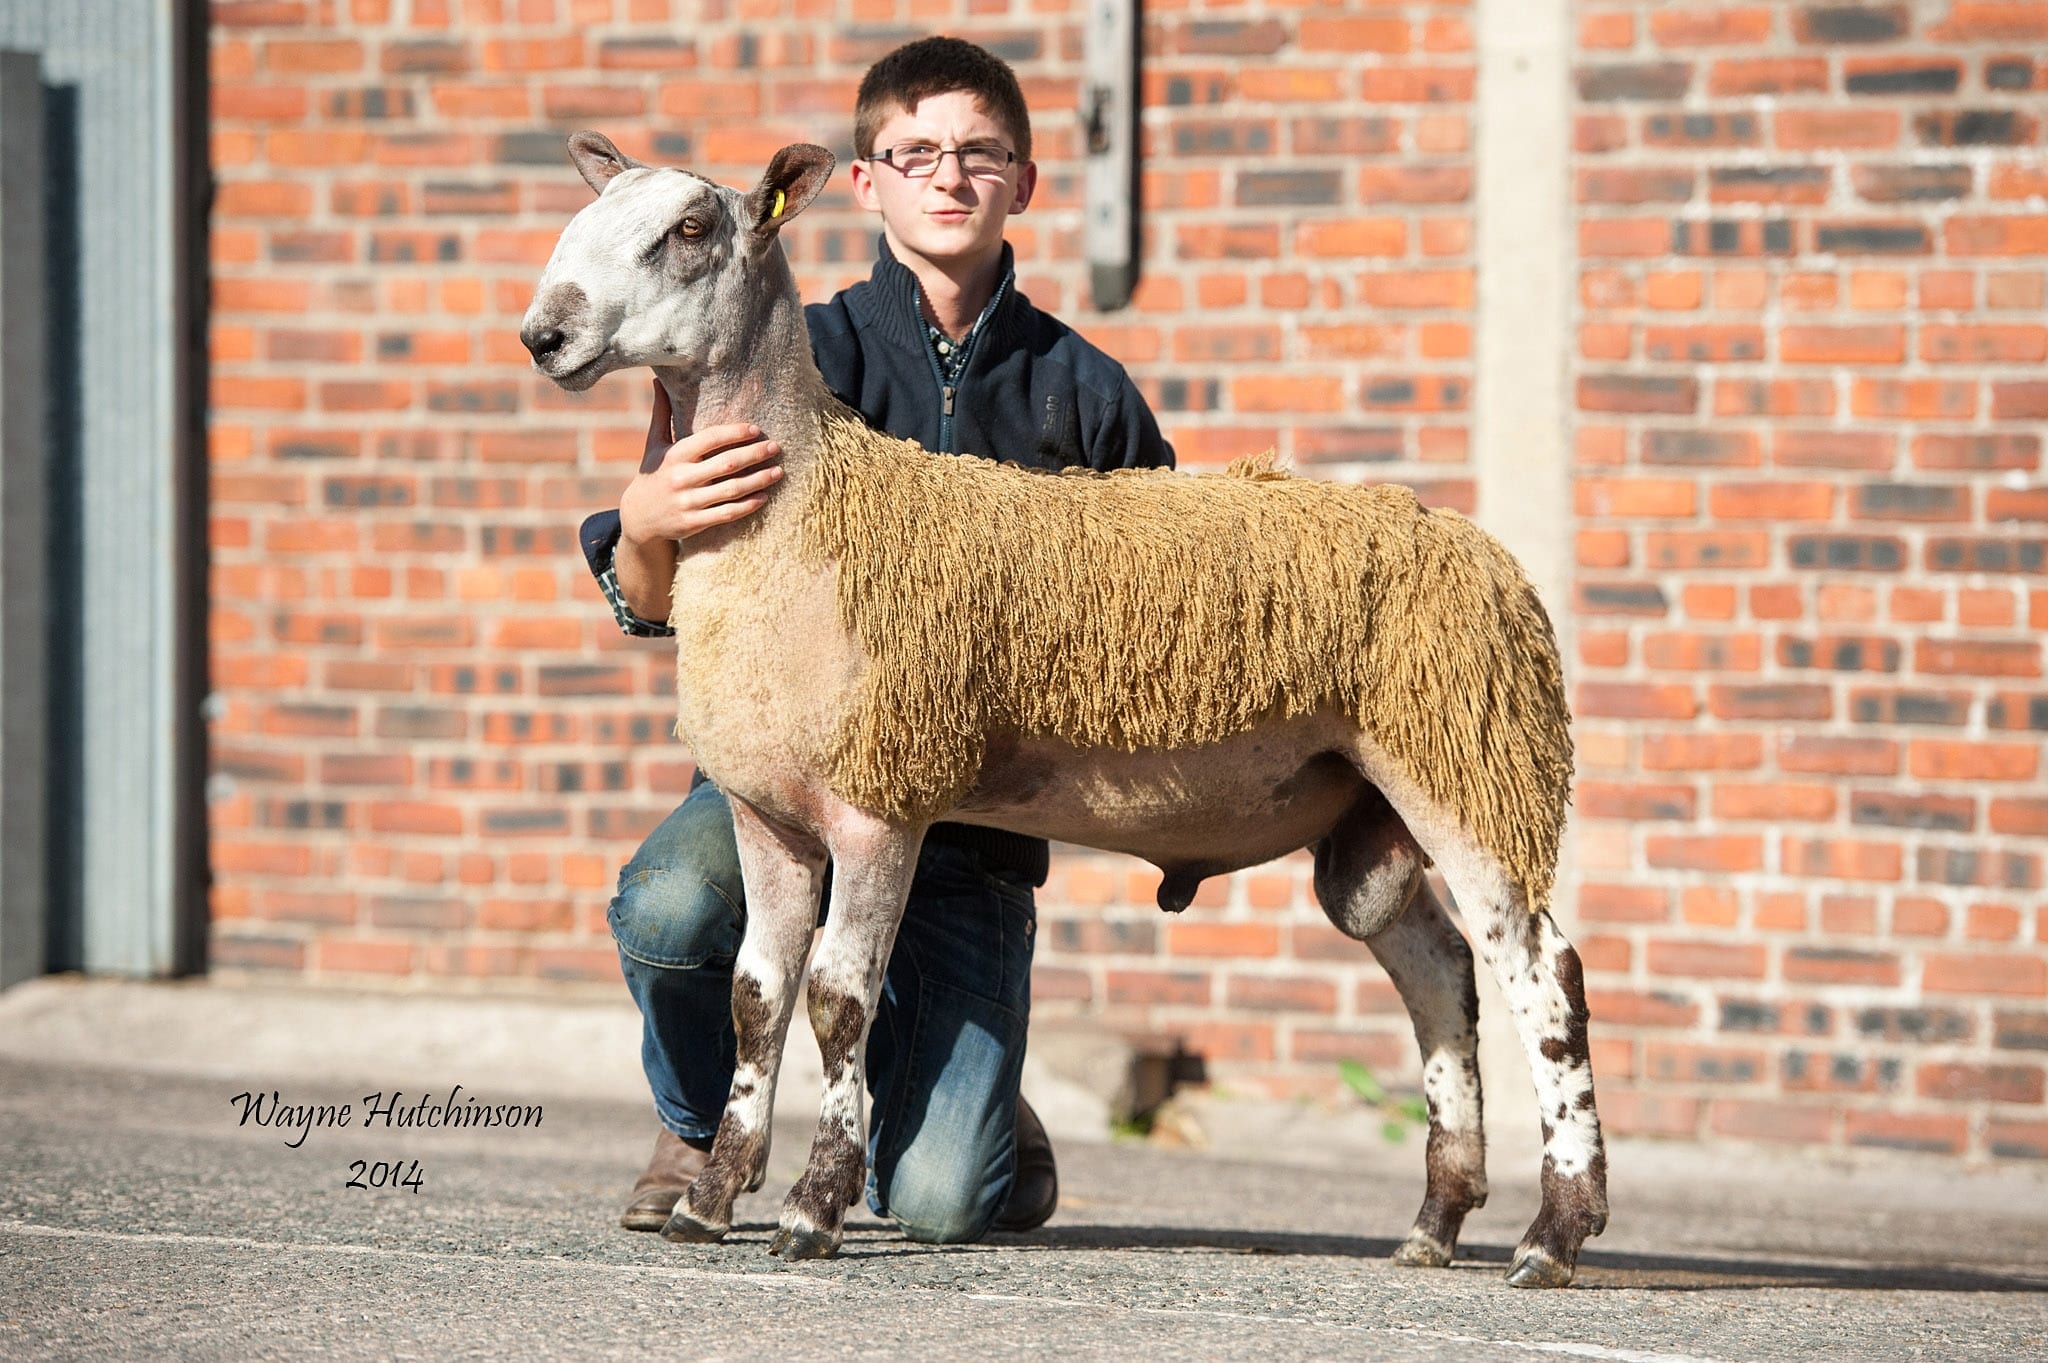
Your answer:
[207,0,1472,994]
[205,0,2047,1160]
[1569,1,2047,1161]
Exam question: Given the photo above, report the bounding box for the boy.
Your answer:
[579,36,1174,1244]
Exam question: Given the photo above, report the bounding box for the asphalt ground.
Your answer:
[4,1044,2047,1362]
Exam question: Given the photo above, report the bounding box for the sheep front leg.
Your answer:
[663,797,825,1244]
[768,816,923,1261]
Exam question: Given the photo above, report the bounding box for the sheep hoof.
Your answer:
[1504,1250,1574,1289]
[659,1208,729,1244]
[768,1223,840,1261]
[1391,1231,1453,1268]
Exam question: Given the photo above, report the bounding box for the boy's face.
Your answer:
[850,90,1036,274]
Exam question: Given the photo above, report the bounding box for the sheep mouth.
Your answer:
[544,347,613,391]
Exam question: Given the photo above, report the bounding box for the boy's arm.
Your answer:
[1089,370,1177,472]
[580,511,677,639]
[582,382,785,637]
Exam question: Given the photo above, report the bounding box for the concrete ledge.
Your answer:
[0,975,1122,1145]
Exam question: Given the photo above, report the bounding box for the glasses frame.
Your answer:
[866,143,1020,178]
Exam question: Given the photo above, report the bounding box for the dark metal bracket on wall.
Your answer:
[1082,0,1141,310]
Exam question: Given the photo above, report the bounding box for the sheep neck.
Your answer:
[652,246,831,526]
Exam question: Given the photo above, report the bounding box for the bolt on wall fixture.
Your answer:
[1082,0,1140,310]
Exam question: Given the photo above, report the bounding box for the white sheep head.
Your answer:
[521,134,835,391]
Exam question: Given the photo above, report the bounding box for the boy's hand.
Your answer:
[620,382,784,546]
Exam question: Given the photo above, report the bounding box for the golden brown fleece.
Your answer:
[796,409,1574,911]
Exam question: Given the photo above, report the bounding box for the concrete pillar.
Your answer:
[1472,0,1574,1165]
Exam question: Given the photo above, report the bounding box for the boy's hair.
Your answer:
[854,36,1033,163]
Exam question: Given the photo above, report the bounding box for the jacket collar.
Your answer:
[860,236,1024,357]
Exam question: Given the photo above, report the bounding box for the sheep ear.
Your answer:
[568,131,646,196]
[744,144,835,237]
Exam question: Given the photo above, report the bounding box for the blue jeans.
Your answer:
[608,780,1036,1244]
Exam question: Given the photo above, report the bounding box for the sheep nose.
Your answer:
[522,325,566,360]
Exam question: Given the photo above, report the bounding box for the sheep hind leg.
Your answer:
[1434,846,1607,1289]
[1368,888,1488,1268]
[1313,801,1486,1269]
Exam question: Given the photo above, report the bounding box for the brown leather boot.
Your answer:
[619,1127,711,1231]
[992,1094,1058,1232]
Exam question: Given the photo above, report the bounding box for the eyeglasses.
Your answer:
[867,143,1018,178]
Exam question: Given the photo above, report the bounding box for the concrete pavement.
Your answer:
[1,976,2045,1361]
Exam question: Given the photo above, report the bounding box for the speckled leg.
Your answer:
[1367,886,1488,1269]
[663,799,823,1245]
[769,815,923,1261]
[1448,871,1607,1288]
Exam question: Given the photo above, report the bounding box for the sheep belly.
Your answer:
[954,718,1371,874]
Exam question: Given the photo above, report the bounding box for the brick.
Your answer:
[1177,1022,1275,1065]
[1916,847,2042,891]
[1646,1043,1766,1086]
[1852,164,1972,204]
[1710,1099,1833,1144]
[1715,783,1837,821]
[1710,58,1827,96]
[1780,325,1906,364]
[1643,733,1764,771]
[1775,110,1900,150]
[1588,989,1700,1029]
[1644,326,1765,363]
[1845,60,1962,96]
[1924,953,2048,997]
[1577,683,1698,720]
[1299,17,1411,53]
[1290,1028,1408,1068]
[1578,375,1698,415]
[1845,1111,1969,1156]
[1709,165,1829,206]
[1708,685,1832,721]
[1916,110,2040,147]
[1795,6,1910,43]
[1988,1120,2048,1160]
[1645,112,1760,149]
[315,939,416,977]
[1577,62,1692,101]
[1782,1051,1895,1095]
[1602,1092,1701,1139]
[1777,635,1901,673]
[1853,790,1974,832]
[1579,168,1695,205]
[1915,434,2040,472]
[1166,922,1279,958]
[1645,838,1765,875]
[1226,974,1338,1014]
[1926,538,2047,575]
[1582,884,1670,924]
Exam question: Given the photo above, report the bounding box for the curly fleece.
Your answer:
[795,410,1574,910]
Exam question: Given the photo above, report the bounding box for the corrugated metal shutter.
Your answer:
[0,1,204,976]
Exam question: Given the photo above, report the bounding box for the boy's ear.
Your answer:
[567,131,647,196]
[744,144,836,238]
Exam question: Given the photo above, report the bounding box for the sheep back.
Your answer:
[797,414,1573,911]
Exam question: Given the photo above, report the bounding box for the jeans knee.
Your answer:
[877,1140,1007,1245]
[609,867,742,971]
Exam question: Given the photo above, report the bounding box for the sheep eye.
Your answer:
[678,216,705,240]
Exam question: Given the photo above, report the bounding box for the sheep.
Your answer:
[521,134,1607,1288]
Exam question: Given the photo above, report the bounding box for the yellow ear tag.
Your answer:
[772,189,786,218]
